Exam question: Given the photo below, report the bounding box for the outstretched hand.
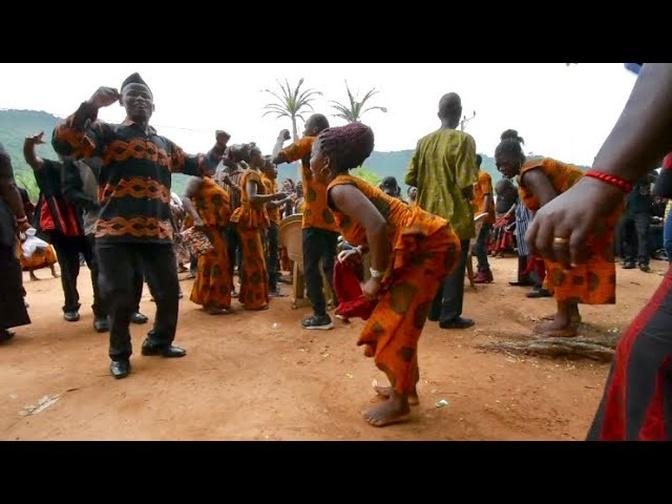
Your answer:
[25,131,45,145]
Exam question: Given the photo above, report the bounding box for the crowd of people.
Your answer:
[2,64,672,437]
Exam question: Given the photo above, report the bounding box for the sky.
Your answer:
[0,63,637,166]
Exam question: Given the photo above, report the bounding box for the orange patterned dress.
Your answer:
[230,169,270,310]
[187,177,232,311]
[518,158,618,305]
[327,174,461,395]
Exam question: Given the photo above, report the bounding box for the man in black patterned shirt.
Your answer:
[52,73,207,379]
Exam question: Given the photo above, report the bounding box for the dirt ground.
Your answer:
[0,256,665,440]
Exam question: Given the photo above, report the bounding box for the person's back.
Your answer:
[407,128,477,240]
[405,92,478,330]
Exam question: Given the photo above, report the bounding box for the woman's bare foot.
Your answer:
[541,313,581,324]
[363,394,411,427]
[372,380,419,406]
[534,318,577,338]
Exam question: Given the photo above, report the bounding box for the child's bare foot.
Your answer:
[29,271,39,281]
[372,379,419,406]
[363,395,411,427]
[50,266,59,278]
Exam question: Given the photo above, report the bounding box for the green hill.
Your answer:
[0,109,61,199]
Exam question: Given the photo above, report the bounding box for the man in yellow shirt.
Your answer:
[406,92,478,329]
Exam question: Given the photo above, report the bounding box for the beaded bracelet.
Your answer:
[584,170,633,193]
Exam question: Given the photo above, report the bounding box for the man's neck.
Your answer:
[124,116,151,133]
[212,144,227,155]
[439,119,459,130]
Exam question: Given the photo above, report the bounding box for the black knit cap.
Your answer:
[121,73,152,94]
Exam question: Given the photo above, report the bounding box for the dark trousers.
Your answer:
[622,212,651,265]
[303,228,338,317]
[132,265,144,313]
[51,234,105,317]
[226,225,242,280]
[474,223,492,271]
[0,244,31,330]
[430,239,469,323]
[97,243,179,362]
[267,222,280,290]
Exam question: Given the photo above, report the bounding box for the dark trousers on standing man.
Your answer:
[303,228,338,317]
[430,239,469,324]
[51,233,106,318]
[622,212,651,266]
[267,222,280,291]
[97,243,179,362]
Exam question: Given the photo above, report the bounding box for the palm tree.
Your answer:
[330,81,387,123]
[262,78,322,141]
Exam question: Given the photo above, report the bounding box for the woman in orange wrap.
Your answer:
[312,122,461,427]
[182,176,233,314]
[495,136,619,338]
[230,145,286,310]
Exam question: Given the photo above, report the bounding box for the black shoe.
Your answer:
[639,263,651,273]
[623,261,636,269]
[439,317,475,330]
[64,310,80,322]
[141,342,187,358]
[93,318,109,333]
[270,288,287,298]
[509,280,534,287]
[131,312,149,324]
[526,287,552,298]
[0,329,15,343]
[302,314,334,330]
[110,360,130,379]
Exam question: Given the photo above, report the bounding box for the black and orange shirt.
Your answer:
[52,101,205,245]
[279,136,337,232]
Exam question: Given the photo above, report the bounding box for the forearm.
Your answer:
[250,193,279,204]
[366,222,391,272]
[23,141,43,171]
[272,137,286,159]
[181,197,202,223]
[52,101,99,158]
[593,63,672,182]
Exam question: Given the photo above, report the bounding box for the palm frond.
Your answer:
[362,105,388,114]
